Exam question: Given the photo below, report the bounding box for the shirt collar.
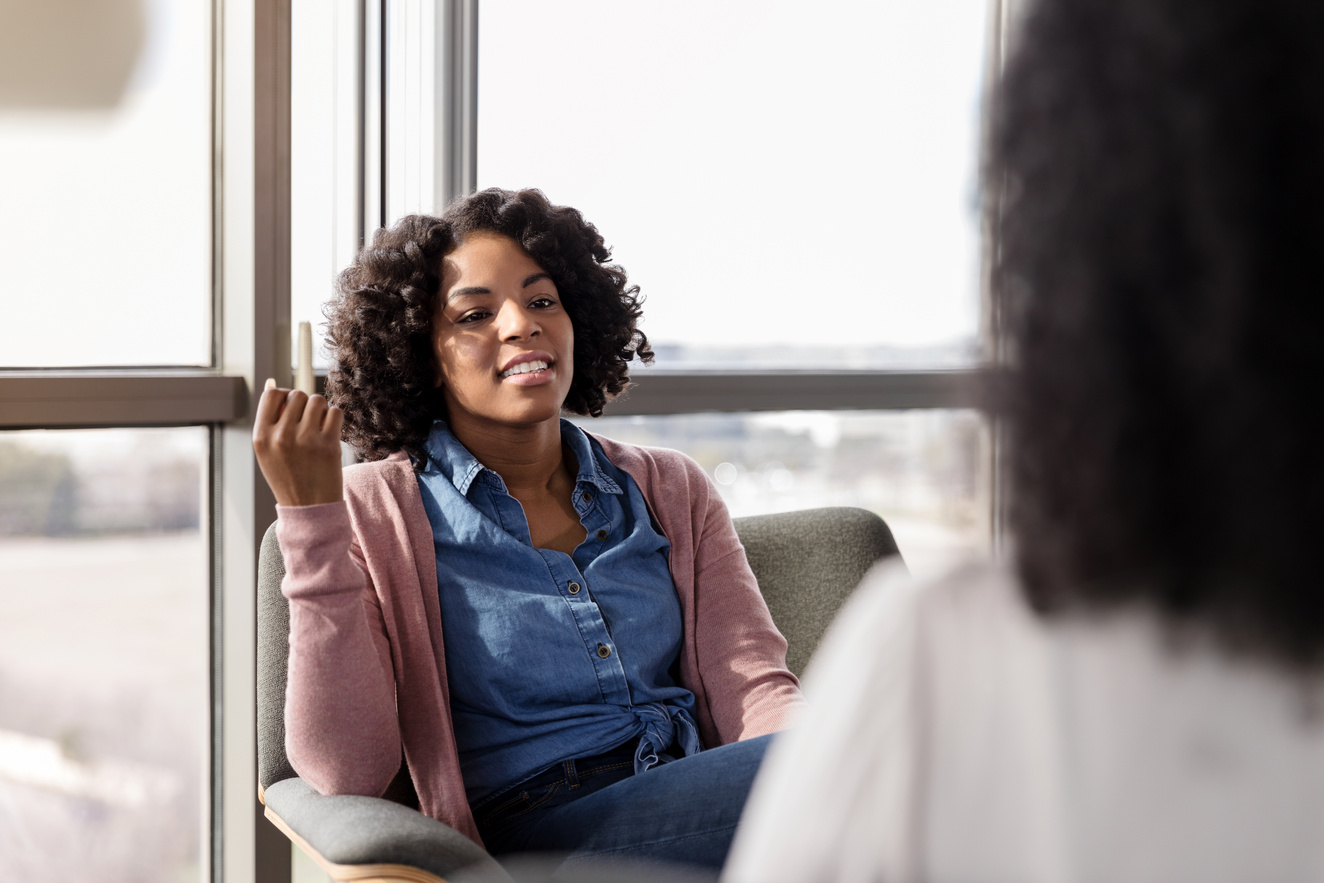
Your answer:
[560,420,623,496]
[422,421,488,496]
[422,419,623,497]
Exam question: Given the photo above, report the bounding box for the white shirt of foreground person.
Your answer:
[724,558,1324,883]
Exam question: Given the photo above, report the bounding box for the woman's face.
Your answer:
[432,231,575,434]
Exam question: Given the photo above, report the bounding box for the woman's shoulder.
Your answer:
[585,432,705,477]
[342,451,415,493]
[340,451,427,531]
[584,432,714,501]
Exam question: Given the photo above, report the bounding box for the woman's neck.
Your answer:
[447,415,572,498]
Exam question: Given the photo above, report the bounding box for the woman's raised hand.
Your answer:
[252,378,346,507]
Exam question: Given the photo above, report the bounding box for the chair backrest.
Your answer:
[255,506,901,792]
[731,507,902,677]
[256,522,296,792]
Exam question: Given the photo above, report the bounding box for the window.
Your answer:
[1,2,1002,880]
[478,0,988,370]
[1,0,285,879]
[291,0,363,370]
[0,1,212,368]
[477,0,997,570]
[0,428,208,881]
[573,410,988,578]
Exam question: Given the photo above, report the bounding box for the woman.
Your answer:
[726,0,1324,880]
[253,188,802,871]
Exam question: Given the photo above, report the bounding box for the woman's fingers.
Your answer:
[323,404,345,439]
[293,394,343,445]
[278,388,311,429]
[253,381,290,431]
[252,379,345,506]
[299,391,327,432]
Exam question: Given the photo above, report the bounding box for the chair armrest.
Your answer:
[263,776,507,882]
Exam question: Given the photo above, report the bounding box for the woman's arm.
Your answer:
[277,503,402,796]
[689,480,805,742]
[255,382,402,797]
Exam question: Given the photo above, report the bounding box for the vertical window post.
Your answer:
[217,0,292,879]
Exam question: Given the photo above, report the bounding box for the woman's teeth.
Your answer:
[500,360,549,378]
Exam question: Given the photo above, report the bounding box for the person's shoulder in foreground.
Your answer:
[722,556,1021,883]
[725,555,1324,883]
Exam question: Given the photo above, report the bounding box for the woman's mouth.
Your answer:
[499,359,550,379]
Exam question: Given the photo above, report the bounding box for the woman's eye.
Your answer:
[530,296,556,309]
[456,310,490,324]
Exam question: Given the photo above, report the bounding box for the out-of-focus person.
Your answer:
[724,0,1324,879]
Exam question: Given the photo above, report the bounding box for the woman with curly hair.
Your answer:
[728,0,1324,879]
[252,188,801,872]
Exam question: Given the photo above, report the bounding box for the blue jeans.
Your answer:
[473,734,773,873]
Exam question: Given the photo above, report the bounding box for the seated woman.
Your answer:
[253,188,802,872]
[726,0,1324,879]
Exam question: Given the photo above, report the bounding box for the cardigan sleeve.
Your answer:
[277,501,402,797]
[686,466,806,743]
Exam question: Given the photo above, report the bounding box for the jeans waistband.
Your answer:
[473,738,641,813]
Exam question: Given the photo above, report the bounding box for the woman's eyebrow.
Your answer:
[449,274,550,301]
[447,286,490,301]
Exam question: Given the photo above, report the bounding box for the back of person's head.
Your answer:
[992,0,1324,666]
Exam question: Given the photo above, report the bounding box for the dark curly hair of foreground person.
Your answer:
[324,188,652,465]
[990,0,1324,665]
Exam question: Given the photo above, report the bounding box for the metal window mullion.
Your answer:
[217,0,291,880]
[437,0,477,208]
[363,0,385,238]
[980,0,1009,555]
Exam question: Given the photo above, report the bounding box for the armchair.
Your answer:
[257,506,902,882]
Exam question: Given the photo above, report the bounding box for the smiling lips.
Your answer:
[498,352,555,385]
[500,359,549,379]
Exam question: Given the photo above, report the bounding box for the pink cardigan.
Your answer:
[275,435,803,847]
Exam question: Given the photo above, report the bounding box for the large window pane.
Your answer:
[480,0,987,369]
[0,1,212,367]
[572,410,989,578]
[0,427,207,881]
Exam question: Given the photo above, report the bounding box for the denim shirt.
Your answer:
[416,419,702,804]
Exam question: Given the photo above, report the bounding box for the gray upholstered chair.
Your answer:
[257,506,902,882]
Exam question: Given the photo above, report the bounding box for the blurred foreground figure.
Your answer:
[726,0,1324,879]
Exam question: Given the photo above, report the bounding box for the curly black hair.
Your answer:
[324,188,652,465]
[991,0,1324,666]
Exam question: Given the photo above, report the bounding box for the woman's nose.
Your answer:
[497,301,539,341]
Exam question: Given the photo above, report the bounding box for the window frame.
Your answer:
[0,1,1005,880]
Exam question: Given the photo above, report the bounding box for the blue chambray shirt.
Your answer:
[416,419,702,804]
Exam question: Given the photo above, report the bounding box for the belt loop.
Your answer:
[564,757,581,789]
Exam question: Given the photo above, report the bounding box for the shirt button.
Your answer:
[568,581,581,595]
[582,491,592,503]
[595,529,608,541]
[597,644,611,658]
